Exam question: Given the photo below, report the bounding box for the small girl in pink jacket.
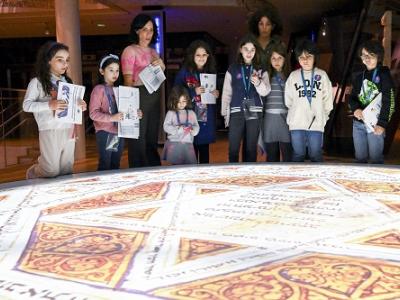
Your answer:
[89,54,142,170]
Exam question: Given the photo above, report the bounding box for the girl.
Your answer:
[162,86,199,165]
[263,44,292,162]
[349,40,395,164]
[89,54,125,171]
[221,34,271,163]
[285,39,333,162]
[121,13,166,168]
[174,40,219,164]
[23,41,86,179]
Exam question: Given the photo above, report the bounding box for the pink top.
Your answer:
[89,84,117,134]
[121,44,159,86]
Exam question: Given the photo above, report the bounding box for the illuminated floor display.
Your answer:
[0,164,400,299]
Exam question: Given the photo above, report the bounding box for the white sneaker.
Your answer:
[26,166,36,180]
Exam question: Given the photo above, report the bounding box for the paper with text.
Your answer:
[56,82,85,124]
[116,86,140,139]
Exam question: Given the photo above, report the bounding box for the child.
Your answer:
[89,54,125,171]
[174,40,219,164]
[23,41,87,179]
[285,39,333,162]
[221,34,271,162]
[162,86,200,165]
[349,40,395,164]
[263,44,292,162]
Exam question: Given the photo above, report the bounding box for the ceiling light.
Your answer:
[96,23,106,27]
[44,23,50,36]
[321,18,328,37]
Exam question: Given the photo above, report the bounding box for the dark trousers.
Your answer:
[96,130,124,171]
[127,86,161,168]
[265,142,292,162]
[194,143,210,164]
[228,112,260,162]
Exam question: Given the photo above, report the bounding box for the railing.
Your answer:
[0,87,94,169]
[0,87,39,168]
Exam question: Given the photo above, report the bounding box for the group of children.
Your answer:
[23,32,395,179]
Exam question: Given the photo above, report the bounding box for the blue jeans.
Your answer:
[290,130,323,162]
[96,130,125,171]
[352,120,384,164]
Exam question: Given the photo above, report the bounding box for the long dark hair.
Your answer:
[236,34,261,69]
[183,40,216,73]
[128,13,158,45]
[35,41,72,95]
[248,7,283,37]
[167,86,192,111]
[267,43,289,80]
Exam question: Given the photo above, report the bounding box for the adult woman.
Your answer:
[248,8,284,70]
[121,14,165,167]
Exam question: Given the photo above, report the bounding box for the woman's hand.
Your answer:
[195,86,205,95]
[137,109,143,119]
[151,57,165,70]
[353,109,363,120]
[374,125,385,135]
[110,112,124,122]
[48,99,68,111]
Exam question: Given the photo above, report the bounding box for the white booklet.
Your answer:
[138,64,166,94]
[115,86,140,139]
[56,82,85,124]
[362,92,382,133]
[200,73,217,104]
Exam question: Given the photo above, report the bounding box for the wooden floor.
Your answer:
[1,129,400,185]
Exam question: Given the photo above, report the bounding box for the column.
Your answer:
[54,0,86,160]
[381,11,392,67]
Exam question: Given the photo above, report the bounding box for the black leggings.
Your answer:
[265,142,292,162]
[228,113,260,163]
[194,143,210,164]
[127,86,161,168]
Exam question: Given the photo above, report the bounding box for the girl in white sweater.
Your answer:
[23,42,86,179]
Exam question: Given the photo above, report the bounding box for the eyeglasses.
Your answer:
[298,55,314,61]
[360,53,377,61]
[195,54,209,58]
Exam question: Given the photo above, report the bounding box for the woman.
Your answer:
[248,8,284,71]
[121,13,165,167]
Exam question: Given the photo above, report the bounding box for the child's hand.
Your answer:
[79,99,87,112]
[195,86,205,95]
[250,73,261,86]
[49,99,68,111]
[374,125,385,135]
[211,89,220,98]
[137,109,143,119]
[110,112,124,122]
[183,124,193,135]
[353,109,363,120]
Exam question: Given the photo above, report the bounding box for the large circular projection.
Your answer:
[0,164,399,299]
